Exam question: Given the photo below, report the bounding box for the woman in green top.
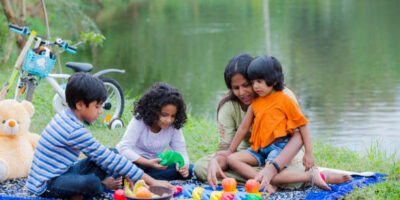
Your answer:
[193,53,351,191]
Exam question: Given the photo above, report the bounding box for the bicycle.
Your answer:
[0,23,125,129]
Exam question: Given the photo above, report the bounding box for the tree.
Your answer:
[0,0,26,52]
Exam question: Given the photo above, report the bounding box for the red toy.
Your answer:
[114,189,126,200]
[174,185,183,196]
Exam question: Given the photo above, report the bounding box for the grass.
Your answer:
[0,67,399,199]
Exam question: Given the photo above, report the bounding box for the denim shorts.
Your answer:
[246,136,289,166]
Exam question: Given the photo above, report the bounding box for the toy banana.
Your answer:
[124,179,135,197]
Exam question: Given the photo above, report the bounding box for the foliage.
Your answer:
[80,31,106,46]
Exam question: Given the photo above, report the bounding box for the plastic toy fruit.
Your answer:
[136,187,152,198]
[247,193,262,200]
[210,191,223,200]
[221,192,234,200]
[232,192,247,200]
[173,185,183,196]
[114,189,126,200]
[133,180,147,194]
[245,179,260,193]
[192,187,205,200]
[221,178,237,192]
[124,179,134,197]
[183,185,195,198]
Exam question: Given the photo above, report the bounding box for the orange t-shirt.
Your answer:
[250,91,308,152]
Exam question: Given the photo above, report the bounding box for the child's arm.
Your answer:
[169,129,190,164]
[129,173,172,188]
[217,105,254,157]
[69,129,144,182]
[169,129,190,177]
[135,157,168,170]
[299,124,314,170]
[116,119,142,162]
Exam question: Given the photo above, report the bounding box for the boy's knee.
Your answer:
[80,176,103,197]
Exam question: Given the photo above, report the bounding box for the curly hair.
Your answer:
[134,83,187,129]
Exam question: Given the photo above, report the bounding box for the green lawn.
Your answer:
[0,68,399,199]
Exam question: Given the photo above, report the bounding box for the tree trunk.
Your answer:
[0,0,26,52]
[0,33,14,65]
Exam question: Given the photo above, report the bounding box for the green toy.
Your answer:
[158,151,185,168]
[246,193,263,200]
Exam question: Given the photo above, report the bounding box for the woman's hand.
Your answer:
[302,152,314,171]
[207,157,227,190]
[176,164,189,178]
[148,158,168,170]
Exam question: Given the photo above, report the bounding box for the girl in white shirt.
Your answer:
[117,83,192,180]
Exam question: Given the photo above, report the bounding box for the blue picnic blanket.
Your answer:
[173,173,387,200]
[0,173,387,200]
[305,173,387,200]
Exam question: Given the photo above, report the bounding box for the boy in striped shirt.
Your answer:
[26,72,171,200]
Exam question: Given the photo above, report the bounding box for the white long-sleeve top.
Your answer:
[116,118,190,165]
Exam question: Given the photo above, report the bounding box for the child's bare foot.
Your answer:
[102,176,122,190]
[308,167,331,191]
[321,171,352,185]
[264,183,277,193]
[70,195,84,200]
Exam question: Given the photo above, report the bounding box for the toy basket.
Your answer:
[22,49,56,78]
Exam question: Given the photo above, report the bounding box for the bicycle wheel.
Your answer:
[100,77,124,124]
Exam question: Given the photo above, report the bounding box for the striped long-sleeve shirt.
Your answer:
[25,109,144,195]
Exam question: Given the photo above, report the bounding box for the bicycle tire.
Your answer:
[100,77,124,121]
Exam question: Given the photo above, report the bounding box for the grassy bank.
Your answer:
[0,68,399,199]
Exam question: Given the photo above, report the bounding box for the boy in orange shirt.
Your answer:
[218,56,331,191]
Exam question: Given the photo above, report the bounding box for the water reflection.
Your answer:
[74,0,400,154]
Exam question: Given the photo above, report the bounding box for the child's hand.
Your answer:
[215,150,232,158]
[149,158,168,170]
[150,179,173,188]
[302,152,315,171]
[176,164,189,177]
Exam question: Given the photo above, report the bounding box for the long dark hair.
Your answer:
[217,53,253,112]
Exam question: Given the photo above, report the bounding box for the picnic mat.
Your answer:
[0,172,387,200]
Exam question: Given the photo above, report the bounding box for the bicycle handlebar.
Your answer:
[8,23,77,54]
[8,23,30,35]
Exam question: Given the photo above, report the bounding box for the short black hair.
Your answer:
[247,56,284,91]
[134,83,187,129]
[65,72,107,109]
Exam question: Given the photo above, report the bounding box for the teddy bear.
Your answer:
[0,99,40,181]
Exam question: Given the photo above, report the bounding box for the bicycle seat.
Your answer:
[66,62,93,72]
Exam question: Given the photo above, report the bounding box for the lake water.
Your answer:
[76,0,400,155]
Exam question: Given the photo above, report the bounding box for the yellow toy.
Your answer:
[193,187,205,200]
[0,100,39,181]
[210,191,223,200]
